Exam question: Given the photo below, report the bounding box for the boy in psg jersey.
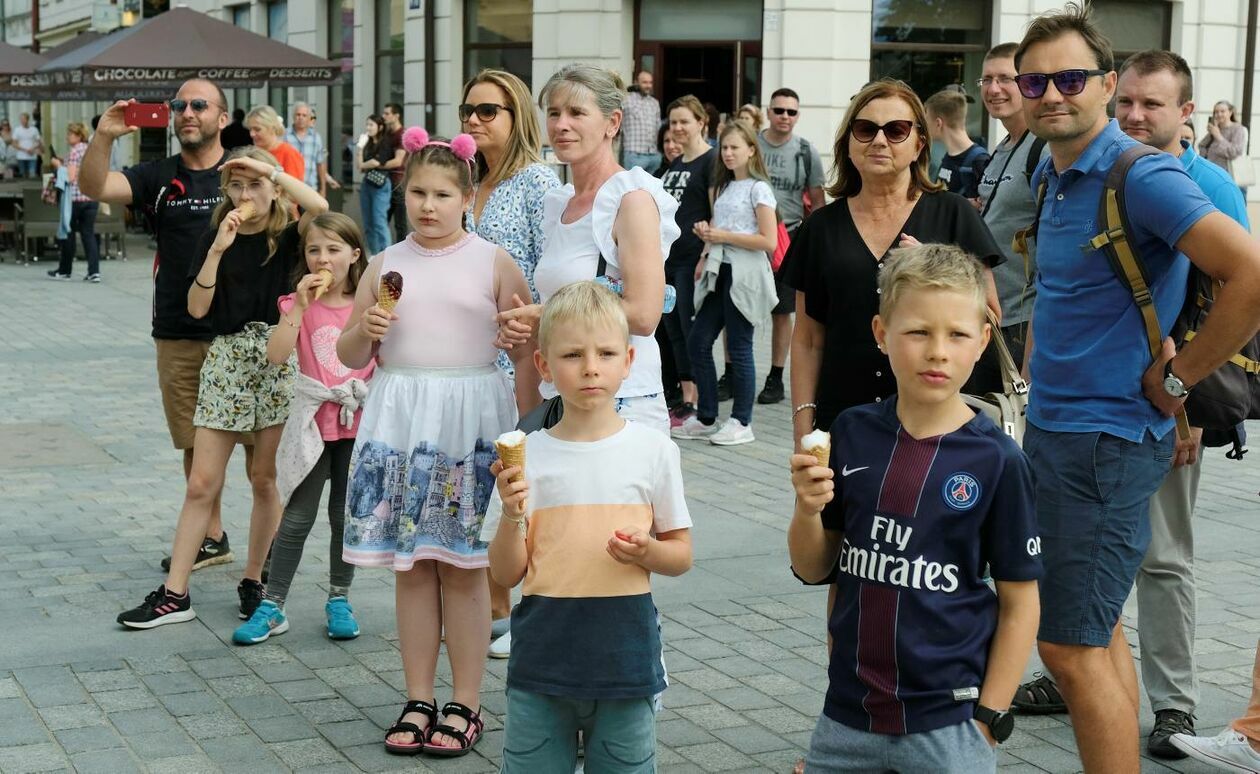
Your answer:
[789,243,1041,773]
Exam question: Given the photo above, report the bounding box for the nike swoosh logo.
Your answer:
[841,465,869,477]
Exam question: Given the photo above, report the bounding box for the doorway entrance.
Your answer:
[662,45,734,113]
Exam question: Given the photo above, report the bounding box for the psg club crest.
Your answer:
[942,473,981,511]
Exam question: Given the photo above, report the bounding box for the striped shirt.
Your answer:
[622,90,661,155]
[284,128,326,190]
[66,142,91,203]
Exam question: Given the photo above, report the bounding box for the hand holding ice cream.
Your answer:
[492,430,529,519]
[791,430,834,515]
[361,270,403,341]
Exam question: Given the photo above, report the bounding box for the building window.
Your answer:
[268,1,289,119]
[870,0,991,140]
[230,5,251,116]
[328,0,355,185]
[464,0,532,88]
[376,0,404,112]
[1092,0,1171,66]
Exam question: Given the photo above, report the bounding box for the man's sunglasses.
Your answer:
[169,99,223,114]
[770,107,798,117]
[850,119,917,144]
[459,103,514,123]
[1014,69,1108,99]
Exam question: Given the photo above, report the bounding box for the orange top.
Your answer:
[268,141,306,182]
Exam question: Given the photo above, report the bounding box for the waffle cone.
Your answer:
[313,269,333,300]
[495,442,525,482]
[808,444,831,468]
[377,285,398,312]
[236,201,257,220]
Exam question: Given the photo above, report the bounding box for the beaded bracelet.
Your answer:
[792,402,817,417]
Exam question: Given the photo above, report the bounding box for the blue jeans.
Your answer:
[623,151,662,173]
[58,201,100,277]
[1024,425,1173,646]
[661,261,696,383]
[501,688,655,773]
[689,263,754,424]
[17,159,36,178]
[359,181,392,255]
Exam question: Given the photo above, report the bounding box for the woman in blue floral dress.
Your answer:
[459,68,560,654]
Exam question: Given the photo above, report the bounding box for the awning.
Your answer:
[0,42,50,100]
[34,7,338,100]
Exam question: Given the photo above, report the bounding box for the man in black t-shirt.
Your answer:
[80,78,247,572]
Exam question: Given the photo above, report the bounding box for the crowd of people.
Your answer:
[52,1,1260,771]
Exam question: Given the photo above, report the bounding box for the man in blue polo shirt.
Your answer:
[1016,7,1260,772]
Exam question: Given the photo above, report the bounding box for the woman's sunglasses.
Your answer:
[1014,69,1108,100]
[459,103,514,123]
[850,119,917,144]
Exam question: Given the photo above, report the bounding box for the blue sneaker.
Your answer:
[326,596,360,640]
[232,600,288,645]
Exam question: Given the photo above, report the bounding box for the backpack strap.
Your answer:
[1010,173,1047,279]
[1024,136,1048,181]
[1087,143,1191,440]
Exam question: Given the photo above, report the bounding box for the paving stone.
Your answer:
[52,725,126,755]
[0,718,53,747]
[189,656,252,679]
[68,748,143,774]
[12,666,89,708]
[676,702,753,731]
[207,673,272,698]
[270,737,345,768]
[250,714,321,742]
[176,710,251,740]
[316,719,385,748]
[0,742,70,773]
[77,670,143,694]
[295,697,364,724]
[253,660,319,683]
[674,740,756,771]
[274,678,340,703]
[341,742,438,772]
[706,685,783,712]
[656,717,719,748]
[145,753,219,773]
[91,688,158,713]
[158,690,229,718]
[227,692,298,720]
[37,704,107,731]
[337,682,401,709]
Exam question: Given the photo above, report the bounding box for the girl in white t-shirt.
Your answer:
[674,120,779,447]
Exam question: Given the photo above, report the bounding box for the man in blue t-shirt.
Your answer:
[1015,9,1260,772]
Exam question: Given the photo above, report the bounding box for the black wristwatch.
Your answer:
[974,705,1014,743]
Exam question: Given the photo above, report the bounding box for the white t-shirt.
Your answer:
[534,167,680,399]
[712,178,776,235]
[12,126,40,160]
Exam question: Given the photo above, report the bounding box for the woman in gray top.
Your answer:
[1199,100,1250,190]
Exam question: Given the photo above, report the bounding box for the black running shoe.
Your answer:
[716,372,732,401]
[117,585,195,629]
[161,531,233,572]
[238,578,265,620]
[757,377,785,405]
[1148,709,1195,759]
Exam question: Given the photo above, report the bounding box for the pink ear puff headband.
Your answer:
[401,127,478,173]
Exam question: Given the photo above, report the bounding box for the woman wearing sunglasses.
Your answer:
[458,68,561,658]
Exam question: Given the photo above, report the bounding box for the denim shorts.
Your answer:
[805,714,996,773]
[501,688,655,773]
[1024,425,1173,647]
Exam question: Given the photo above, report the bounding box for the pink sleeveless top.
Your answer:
[376,232,500,368]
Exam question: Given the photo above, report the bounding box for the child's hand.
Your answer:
[494,294,540,350]
[692,220,711,242]
[293,273,323,310]
[361,304,395,341]
[897,232,921,248]
[790,453,834,515]
[490,459,528,518]
[607,526,650,566]
[212,209,245,254]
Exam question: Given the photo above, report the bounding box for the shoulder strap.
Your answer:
[596,254,607,278]
[1024,136,1048,180]
[796,137,813,190]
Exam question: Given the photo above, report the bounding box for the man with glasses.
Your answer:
[622,69,661,172]
[285,102,338,199]
[80,78,250,576]
[1014,6,1260,772]
[757,87,824,405]
[381,102,408,242]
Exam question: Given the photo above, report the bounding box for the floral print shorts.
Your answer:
[194,322,295,433]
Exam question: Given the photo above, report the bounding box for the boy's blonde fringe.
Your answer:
[878,243,987,320]
[538,281,629,353]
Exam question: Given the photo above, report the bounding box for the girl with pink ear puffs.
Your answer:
[337,128,532,758]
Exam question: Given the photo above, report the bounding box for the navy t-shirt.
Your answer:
[816,398,1042,735]
[937,143,990,199]
[660,148,715,271]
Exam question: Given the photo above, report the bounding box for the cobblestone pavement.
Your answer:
[1,246,1258,773]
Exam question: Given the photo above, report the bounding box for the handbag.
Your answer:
[363,169,389,188]
[41,174,58,205]
[1231,156,1256,188]
[961,310,1028,445]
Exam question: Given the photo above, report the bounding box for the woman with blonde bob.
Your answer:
[247,105,306,182]
[736,104,764,131]
[116,144,329,631]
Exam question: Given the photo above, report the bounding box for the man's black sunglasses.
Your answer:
[770,107,798,117]
[169,99,223,114]
[459,103,514,123]
[1014,69,1108,99]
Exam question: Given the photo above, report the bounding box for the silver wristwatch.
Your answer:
[269,165,282,184]
[1163,360,1189,398]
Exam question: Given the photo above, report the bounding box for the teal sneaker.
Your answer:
[326,596,360,640]
[232,600,288,645]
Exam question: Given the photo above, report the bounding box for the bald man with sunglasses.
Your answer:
[81,78,252,576]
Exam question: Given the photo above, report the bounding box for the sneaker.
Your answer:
[716,372,732,401]
[671,415,720,440]
[1171,728,1260,773]
[1149,709,1195,759]
[669,402,696,429]
[83,273,101,283]
[161,531,233,572]
[46,270,71,280]
[757,377,785,405]
[116,585,196,629]
[709,417,755,446]
[232,600,288,644]
[237,578,265,620]
[488,630,511,659]
[491,616,511,641]
[325,596,360,640]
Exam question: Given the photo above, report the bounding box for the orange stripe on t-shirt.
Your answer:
[523,503,654,599]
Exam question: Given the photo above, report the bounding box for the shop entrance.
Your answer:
[662,45,735,114]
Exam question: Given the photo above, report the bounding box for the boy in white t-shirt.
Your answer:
[484,280,693,773]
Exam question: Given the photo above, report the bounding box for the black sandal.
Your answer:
[384,698,437,755]
[1011,672,1067,715]
[423,701,484,757]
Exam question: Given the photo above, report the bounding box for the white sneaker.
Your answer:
[709,418,754,446]
[488,630,511,659]
[1171,729,1260,773]
[671,415,719,440]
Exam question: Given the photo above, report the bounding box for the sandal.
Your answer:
[423,701,484,757]
[383,698,437,755]
[1011,672,1067,715]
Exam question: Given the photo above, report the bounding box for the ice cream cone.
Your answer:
[313,269,333,300]
[378,270,403,313]
[801,430,831,468]
[236,201,257,221]
[495,430,526,483]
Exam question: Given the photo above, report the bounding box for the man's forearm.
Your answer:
[79,135,115,201]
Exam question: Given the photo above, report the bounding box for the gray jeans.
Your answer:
[266,438,356,605]
[1137,453,1202,713]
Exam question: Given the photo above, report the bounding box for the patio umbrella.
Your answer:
[36,7,337,100]
[0,42,49,100]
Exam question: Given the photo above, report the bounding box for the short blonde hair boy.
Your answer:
[878,243,987,320]
[538,281,630,353]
